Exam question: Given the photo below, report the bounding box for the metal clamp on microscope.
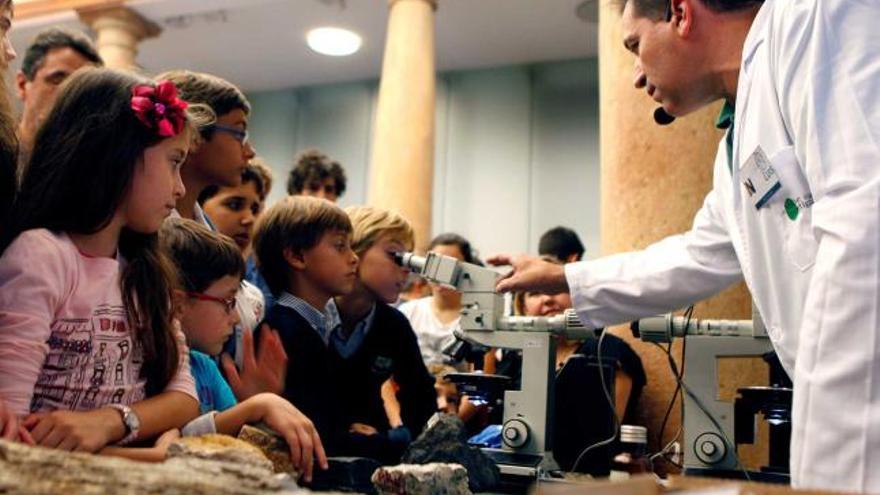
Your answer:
[631,311,792,483]
[394,251,595,480]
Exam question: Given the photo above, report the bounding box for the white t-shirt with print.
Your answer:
[397,296,461,368]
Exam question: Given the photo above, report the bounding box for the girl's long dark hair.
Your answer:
[7,68,182,396]
[0,0,19,234]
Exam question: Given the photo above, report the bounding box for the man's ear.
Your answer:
[15,71,27,101]
[672,0,695,38]
[283,247,307,270]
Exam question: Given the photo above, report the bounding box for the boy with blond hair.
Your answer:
[252,196,359,455]
[331,206,436,463]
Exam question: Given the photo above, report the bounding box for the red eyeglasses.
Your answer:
[186,292,237,313]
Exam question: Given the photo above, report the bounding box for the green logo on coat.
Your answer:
[784,198,799,220]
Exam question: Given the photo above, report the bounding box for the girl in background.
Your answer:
[398,233,481,370]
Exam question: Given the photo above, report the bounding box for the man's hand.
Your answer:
[222,324,288,400]
[248,393,328,482]
[487,254,570,294]
[23,408,121,452]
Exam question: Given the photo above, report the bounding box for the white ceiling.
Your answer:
[10,0,597,92]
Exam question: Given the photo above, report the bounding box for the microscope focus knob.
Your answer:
[502,419,529,448]
[700,442,717,456]
[694,432,727,465]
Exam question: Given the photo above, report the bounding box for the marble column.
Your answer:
[368,0,437,250]
[79,6,160,70]
[598,0,764,471]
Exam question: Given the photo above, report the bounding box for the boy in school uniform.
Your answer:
[251,196,359,455]
[331,206,437,464]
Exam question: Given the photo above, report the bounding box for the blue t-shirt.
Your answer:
[189,350,237,414]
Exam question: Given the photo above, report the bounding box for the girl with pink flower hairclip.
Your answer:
[0,68,207,461]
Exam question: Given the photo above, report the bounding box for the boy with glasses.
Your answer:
[160,218,328,482]
[157,70,256,227]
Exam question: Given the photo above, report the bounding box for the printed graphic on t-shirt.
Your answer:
[30,304,145,412]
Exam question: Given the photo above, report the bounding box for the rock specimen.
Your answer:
[0,438,311,495]
[168,433,274,472]
[371,463,471,495]
[402,414,500,492]
[238,423,298,475]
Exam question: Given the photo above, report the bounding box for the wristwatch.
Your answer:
[108,404,140,446]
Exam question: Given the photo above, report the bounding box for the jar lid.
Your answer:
[620,425,648,444]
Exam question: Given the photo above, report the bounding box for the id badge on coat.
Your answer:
[741,146,782,209]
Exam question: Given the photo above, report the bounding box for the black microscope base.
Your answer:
[684,466,791,485]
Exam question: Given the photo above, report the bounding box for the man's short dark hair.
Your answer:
[614,0,763,20]
[21,28,103,81]
[538,226,585,262]
[286,148,348,197]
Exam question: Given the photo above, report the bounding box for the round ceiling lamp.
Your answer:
[306,27,362,56]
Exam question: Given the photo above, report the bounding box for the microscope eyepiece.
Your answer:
[392,251,406,266]
[395,252,427,273]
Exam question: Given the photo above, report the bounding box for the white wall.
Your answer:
[247,58,599,259]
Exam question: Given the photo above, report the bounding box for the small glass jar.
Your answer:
[609,425,652,479]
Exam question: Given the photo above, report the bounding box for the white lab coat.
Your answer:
[565,0,880,491]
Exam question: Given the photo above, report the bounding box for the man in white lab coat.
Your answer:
[491,0,880,491]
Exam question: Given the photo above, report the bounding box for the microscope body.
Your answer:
[635,312,788,482]
[399,252,590,478]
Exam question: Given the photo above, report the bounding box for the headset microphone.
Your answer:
[654,107,676,125]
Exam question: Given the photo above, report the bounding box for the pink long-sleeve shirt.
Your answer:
[0,229,197,415]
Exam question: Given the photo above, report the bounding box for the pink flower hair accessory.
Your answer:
[131,80,189,138]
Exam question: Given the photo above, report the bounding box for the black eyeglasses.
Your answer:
[665,0,673,21]
[212,124,249,145]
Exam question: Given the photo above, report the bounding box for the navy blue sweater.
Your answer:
[259,302,436,463]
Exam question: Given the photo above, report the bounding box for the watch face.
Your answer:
[125,408,140,431]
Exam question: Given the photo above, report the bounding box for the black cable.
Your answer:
[649,307,752,482]
[650,306,691,466]
[571,330,619,472]
[656,307,691,449]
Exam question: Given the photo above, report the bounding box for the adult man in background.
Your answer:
[16,28,102,165]
[538,226,585,263]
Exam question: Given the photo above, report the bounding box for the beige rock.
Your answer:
[0,438,307,495]
[167,433,273,472]
[238,424,299,475]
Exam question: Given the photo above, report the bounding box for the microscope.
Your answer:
[395,252,594,480]
[632,312,792,483]
[397,250,791,483]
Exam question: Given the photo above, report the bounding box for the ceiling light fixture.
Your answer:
[306,27,362,57]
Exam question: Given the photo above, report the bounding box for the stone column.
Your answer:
[598,0,763,470]
[368,0,437,250]
[79,6,160,70]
